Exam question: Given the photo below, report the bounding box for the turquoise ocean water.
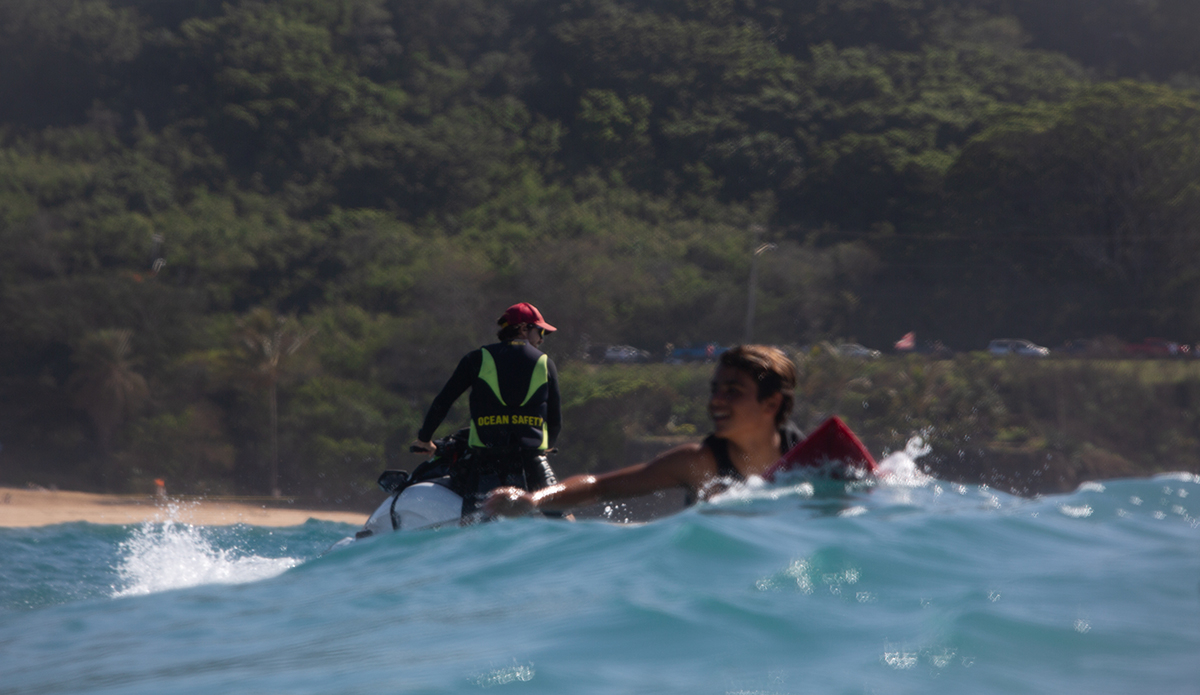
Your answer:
[2,453,1197,694]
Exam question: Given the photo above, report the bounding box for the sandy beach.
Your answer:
[0,486,367,528]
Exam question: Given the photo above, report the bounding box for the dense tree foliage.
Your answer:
[1,0,1198,498]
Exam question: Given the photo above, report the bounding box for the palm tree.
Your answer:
[68,329,149,488]
[234,308,317,497]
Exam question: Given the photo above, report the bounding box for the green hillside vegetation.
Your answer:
[2,0,1199,503]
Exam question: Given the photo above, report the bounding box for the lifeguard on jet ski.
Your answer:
[354,302,566,540]
[331,428,564,550]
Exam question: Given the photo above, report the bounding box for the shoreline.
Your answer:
[0,486,367,528]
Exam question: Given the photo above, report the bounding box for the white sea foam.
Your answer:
[882,647,919,670]
[470,661,536,687]
[112,513,298,597]
[1154,472,1200,484]
[876,433,936,488]
[709,431,935,508]
[709,474,816,504]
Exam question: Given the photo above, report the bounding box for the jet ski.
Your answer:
[327,431,473,551]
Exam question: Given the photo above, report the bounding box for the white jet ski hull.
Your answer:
[361,481,464,534]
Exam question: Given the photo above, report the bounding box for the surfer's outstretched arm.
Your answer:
[484,444,715,517]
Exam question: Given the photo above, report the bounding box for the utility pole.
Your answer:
[744,224,775,343]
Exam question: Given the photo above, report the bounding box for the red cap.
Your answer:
[498,302,556,332]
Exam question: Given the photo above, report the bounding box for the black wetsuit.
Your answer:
[691,422,805,502]
[418,341,562,514]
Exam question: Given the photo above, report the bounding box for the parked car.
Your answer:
[603,345,652,363]
[987,339,1050,357]
[1054,336,1126,358]
[833,343,882,359]
[1124,338,1189,359]
[665,343,728,363]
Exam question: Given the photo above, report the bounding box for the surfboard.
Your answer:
[763,416,877,482]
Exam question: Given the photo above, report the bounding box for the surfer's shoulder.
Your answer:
[643,440,719,489]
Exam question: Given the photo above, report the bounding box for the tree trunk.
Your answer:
[269,379,280,497]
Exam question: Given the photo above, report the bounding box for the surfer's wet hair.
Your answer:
[719,345,796,426]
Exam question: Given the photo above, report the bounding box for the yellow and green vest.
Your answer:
[468,347,551,450]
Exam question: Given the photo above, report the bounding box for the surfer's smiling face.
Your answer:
[708,364,782,436]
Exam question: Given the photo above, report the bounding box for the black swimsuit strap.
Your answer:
[703,422,805,482]
[703,434,741,480]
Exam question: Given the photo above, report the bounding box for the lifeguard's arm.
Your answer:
[484,443,715,516]
[544,358,562,447]
[415,350,480,445]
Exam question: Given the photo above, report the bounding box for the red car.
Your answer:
[1125,338,1189,358]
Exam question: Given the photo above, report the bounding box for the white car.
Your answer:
[834,343,882,359]
[604,345,652,363]
[987,339,1050,357]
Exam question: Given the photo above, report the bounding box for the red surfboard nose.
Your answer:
[764,416,877,482]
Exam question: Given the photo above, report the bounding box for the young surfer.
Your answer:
[484,344,803,517]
